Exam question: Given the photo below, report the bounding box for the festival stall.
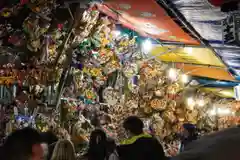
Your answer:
[0,0,239,156]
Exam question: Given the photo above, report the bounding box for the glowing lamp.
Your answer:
[142,39,153,53]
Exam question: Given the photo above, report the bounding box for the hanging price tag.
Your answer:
[14,107,18,116]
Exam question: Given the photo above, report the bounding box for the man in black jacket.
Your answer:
[117,116,166,160]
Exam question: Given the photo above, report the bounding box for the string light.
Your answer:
[142,39,153,53]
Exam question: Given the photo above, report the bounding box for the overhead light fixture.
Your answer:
[168,68,178,81]
[184,47,193,54]
[142,39,153,53]
[181,74,189,83]
[197,99,205,107]
[187,97,195,106]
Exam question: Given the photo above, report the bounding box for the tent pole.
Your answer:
[55,48,73,110]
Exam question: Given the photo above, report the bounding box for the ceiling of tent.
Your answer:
[98,0,199,44]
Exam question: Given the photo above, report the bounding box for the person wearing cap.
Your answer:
[179,123,198,152]
[117,116,166,160]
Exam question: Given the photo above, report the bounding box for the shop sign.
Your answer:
[222,12,240,46]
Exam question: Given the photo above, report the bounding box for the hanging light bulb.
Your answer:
[168,68,178,81]
[184,47,193,54]
[187,97,195,107]
[197,99,205,107]
[209,107,216,116]
[181,74,189,83]
[142,39,153,53]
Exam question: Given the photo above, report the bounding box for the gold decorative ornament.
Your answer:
[154,89,165,97]
[167,83,181,95]
[162,110,176,123]
[150,98,167,111]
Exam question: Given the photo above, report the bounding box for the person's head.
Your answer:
[50,139,76,160]
[88,129,108,160]
[2,127,43,160]
[123,116,144,136]
[182,123,196,137]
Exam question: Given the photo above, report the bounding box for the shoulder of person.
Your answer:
[137,136,159,144]
[108,151,119,160]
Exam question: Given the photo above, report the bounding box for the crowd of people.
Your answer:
[0,116,200,160]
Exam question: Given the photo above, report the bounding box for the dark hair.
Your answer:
[88,129,108,160]
[2,127,42,160]
[123,116,144,135]
[183,123,197,136]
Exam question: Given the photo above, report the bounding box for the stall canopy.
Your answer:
[98,0,199,44]
[168,0,240,79]
[166,0,240,96]
[100,0,240,97]
[151,46,224,67]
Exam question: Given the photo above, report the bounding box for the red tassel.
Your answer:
[20,0,29,5]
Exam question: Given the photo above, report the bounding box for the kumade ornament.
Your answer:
[102,87,119,105]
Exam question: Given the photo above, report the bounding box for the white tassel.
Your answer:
[24,107,28,116]
[13,85,16,98]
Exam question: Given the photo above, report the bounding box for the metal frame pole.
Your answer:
[55,48,73,110]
